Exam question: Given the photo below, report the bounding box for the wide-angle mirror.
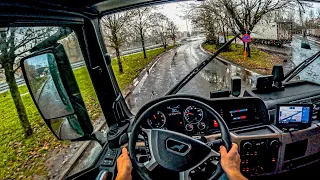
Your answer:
[23,53,74,119]
[22,52,85,140]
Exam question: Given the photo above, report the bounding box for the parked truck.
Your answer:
[250,22,292,47]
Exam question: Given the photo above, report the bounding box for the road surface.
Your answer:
[125,35,320,114]
[38,75,72,119]
[290,35,320,84]
[125,37,260,114]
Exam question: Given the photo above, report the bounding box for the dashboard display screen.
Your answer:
[276,104,312,128]
[230,108,249,121]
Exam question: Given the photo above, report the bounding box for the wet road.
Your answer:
[291,35,320,84]
[125,36,259,114]
[38,75,72,119]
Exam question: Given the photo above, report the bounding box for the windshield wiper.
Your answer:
[284,50,320,82]
[166,33,241,95]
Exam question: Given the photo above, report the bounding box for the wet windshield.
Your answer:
[288,36,320,84]
[99,0,320,114]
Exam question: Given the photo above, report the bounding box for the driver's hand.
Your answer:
[115,148,132,180]
[220,143,248,180]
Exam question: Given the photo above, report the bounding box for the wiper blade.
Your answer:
[284,50,320,82]
[166,33,241,95]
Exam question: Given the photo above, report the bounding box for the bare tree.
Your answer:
[130,7,155,58]
[0,27,54,137]
[150,13,170,49]
[218,0,301,57]
[308,9,315,28]
[101,12,133,73]
[317,8,320,19]
[184,0,301,57]
[180,2,219,44]
[168,20,179,45]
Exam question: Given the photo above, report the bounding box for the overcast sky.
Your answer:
[156,1,320,32]
[157,2,193,32]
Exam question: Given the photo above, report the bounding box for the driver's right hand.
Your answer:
[220,143,248,180]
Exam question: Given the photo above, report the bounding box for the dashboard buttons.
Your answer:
[197,122,206,130]
[185,124,194,131]
[213,120,219,128]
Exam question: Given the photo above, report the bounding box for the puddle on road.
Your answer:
[178,59,260,98]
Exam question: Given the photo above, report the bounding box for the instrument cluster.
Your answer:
[141,104,219,135]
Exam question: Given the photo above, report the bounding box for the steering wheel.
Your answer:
[128,98,232,180]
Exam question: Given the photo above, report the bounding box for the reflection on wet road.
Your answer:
[179,60,259,96]
[125,37,259,114]
[38,75,71,119]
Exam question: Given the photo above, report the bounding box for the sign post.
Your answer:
[242,34,251,61]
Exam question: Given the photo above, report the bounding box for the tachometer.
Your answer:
[184,106,203,124]
[147,111,166,128]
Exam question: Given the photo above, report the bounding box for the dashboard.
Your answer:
[72,81,320,180]
[140,97,269,135]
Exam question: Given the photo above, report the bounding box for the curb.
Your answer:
[199,43,259,75]
[122,45,180,98]
[35,77,50,102]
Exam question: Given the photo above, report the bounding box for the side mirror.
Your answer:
[21,45,94,141]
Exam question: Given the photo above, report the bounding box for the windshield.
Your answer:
[99,0,320,114]
[287,36,320,84]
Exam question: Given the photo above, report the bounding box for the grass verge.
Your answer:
[202,43,284,74]
[0,46,175,179]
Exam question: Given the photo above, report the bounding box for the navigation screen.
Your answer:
[278,106,311,124]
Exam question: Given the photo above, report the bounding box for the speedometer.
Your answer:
[147,111,166,128]
[184,106,203,124]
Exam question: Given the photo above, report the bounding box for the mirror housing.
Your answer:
[21,44,94,141]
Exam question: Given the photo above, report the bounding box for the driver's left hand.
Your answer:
[115,148,133,180]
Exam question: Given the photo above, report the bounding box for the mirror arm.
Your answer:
[91,132,108,146]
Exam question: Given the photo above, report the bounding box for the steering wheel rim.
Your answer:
[128,98,232,180]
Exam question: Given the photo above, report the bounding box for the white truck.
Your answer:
[250,22,292,47]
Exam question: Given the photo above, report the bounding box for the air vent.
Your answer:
[311,97,320,105]
[290,96,320,119]
[290,99,312,104]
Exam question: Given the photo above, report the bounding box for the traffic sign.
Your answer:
[242,34,251,43]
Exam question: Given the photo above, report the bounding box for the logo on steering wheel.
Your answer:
[166,138,191,155]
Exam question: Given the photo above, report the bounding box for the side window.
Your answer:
[0,27,104,179]
[55,32,106,176]
[58,32,105,128]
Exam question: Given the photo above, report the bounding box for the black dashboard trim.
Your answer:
[134,95,269,135]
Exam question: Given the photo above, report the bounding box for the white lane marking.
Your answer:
[21,92,29,96]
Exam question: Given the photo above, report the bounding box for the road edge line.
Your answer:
[122,45,181,98]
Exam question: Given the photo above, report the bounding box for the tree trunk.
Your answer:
[4,63,32,137]
[247,42,251,57]
[243,41,245,52]
[115,47,123,73]
[140,28,147,59]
